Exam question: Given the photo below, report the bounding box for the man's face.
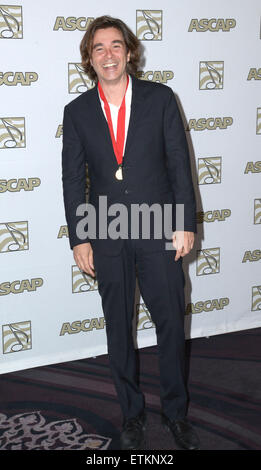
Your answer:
[90,27,130,85]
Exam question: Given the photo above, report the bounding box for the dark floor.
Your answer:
[0,327,261,450]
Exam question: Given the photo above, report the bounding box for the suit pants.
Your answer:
[93,239,188,422]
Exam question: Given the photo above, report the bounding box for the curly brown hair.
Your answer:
[80,15,141,82]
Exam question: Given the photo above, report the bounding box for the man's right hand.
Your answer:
[73,242,95,277]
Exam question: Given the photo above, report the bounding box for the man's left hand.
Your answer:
[172,231,195,261]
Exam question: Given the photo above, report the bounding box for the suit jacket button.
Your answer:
[124,189,129,194]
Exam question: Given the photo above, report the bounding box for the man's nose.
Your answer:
[104,47,113,58]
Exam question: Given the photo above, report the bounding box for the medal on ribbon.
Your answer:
[98,76,129,180]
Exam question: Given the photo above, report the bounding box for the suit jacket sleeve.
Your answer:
[163,89,197,233]
[62,105,89,249]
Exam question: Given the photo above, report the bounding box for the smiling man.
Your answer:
[62,15,200,450]
[91,27,130,90]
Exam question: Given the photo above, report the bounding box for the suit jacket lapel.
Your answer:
[90,85,115,160]
[124,74,145,161]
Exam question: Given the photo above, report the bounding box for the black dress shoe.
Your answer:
[120,410,146,450]
[161,413,200,450]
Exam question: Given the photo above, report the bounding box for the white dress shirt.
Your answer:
[98,74,132,155]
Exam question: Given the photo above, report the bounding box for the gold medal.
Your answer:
[115,165,123,180]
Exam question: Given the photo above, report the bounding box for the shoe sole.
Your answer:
[120,438,146,450]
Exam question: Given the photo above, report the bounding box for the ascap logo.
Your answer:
[0,221,28,252]
[136,302,155,330]
[0,117,25,148]
[254,199,261,224]
[57,225,68,238]
[197,209,231,224]
[186,298,229,315]
[198,157,222,185]
[60,317,105,335]
[68,63,95,94]
[0,278,43,296]
[56,125,63,138]
[2,321,32,354]
[53,16,94,31]
[257,108,261,134]
[188,18,236,32]
[0,5,23,39]
[137,70,173,83]
[0,72,38,86]
[188,117,233,131]
[242,250,261,263]
[247,68,261,80]
[72,265,98,293]
[0,178,41,192]
[136,10,162,40]
[252,286,261,311]
[196,248,220,276]
[244,161,261,173]
[199,61,224,90]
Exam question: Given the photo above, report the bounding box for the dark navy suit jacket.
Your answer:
[62,74,196,255]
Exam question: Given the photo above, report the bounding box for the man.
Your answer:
[62,15,200,450]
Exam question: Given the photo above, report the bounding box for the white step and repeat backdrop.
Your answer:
[1,0,260,374]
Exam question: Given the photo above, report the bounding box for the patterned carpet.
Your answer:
[0,327,261,450]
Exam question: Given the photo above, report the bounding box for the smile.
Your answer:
[103,63,117,68]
